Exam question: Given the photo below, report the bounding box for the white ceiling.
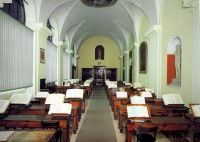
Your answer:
[2,0,163,54]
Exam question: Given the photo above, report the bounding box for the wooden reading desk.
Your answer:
[118,105,189,132]
[0,114,70,142]
[7,105,80,134]
[126,116,200,142]
[0,130,56,142]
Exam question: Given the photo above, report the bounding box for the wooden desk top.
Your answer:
[4,130,56,142]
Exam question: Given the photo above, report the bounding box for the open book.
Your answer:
[45,94,65,105]
[84,82,90,87]
[116,92,128,98]
[162,94,184,105]
[130,96,145,104]
[127,105,150,118]
[10,93,32,105]
[0,131,14,141]
[0,100,10,114]
[35,92,49,98]
[66,89,84,99]
[145,88,154,93]
[48,103,72,115]
[133,82,142,88]
[108,84,117,89]
[125,83,131,86]
[190,104,200,117]
[141,92,153,98]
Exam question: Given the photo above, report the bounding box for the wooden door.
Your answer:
[94,66,105,86]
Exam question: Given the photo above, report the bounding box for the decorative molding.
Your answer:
[0,0,12,7]
[75,55,79,58]
[68,50,74,54]
[119,56,123,59]
[145,25,162,38]
[125,51,129,54]
[134,42,140,48]
[183,0,199,8]
[35,23,53,37]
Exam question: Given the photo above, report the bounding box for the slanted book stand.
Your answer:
[127,104,151,122]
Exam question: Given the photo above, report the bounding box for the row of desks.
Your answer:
[0,83,93,142]
[105,85,200,142]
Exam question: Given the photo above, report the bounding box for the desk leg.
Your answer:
[114,105,117,120]
[125,126,132,142]
[73,111,78,134]
[82,100,85,113]
[119,112,123,133]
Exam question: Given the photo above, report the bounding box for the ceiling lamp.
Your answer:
[81,0,117,8]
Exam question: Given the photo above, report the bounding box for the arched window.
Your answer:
[47,19,53,42]
[139,41,148,74]
[1,0,25,24]
[95,45,104,60]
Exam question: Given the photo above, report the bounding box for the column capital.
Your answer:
[125,51,129,54]
[134,42,140,48]
[75,55,79,58]
[183,0,199,7]
[68,50,74,54]
[119,56,123,59]
[145,25,162,39]
[35,23,53,37]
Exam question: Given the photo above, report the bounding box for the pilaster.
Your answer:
[145,25,162,96]
[34,23,52,93]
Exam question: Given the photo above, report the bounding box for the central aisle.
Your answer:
[75,86,117,142]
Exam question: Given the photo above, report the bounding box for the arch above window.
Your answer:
[1,0,25,24]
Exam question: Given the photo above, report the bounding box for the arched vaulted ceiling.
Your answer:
[25,0,162,55]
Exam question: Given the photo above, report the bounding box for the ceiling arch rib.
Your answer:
[114,20,133,51]
[50,0,78,41]
[38,0,75,24]
[121,0,145,42]
[58,0,134,43]
[122,0,158,26]
[112,33,124,55]
[65,20,85,50]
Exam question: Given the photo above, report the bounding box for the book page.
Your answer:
[45,94,65,105]
[66,89,83,99]
[125,83,131,86]
[36,92,49,98]
[108,84,117,89]
[10,93,22,104]
[0,131,14,141]
[0,100,10,114]
[127,106,149,118]
[130,96,145,104]
[173,94,184,104]
[192,105,200,117]
[141,92,152,98]
[55,94,65,104]
[162,94,173,105]
[116,92,127,98]
[84,82,90,86]
[60,103,72,114]
[145,88,154,93]
[19,93,32,105]
[45,94,55,105]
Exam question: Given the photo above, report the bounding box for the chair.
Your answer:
[136,125,158,142]
[193,131,200,142]
[41,121,62,142]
